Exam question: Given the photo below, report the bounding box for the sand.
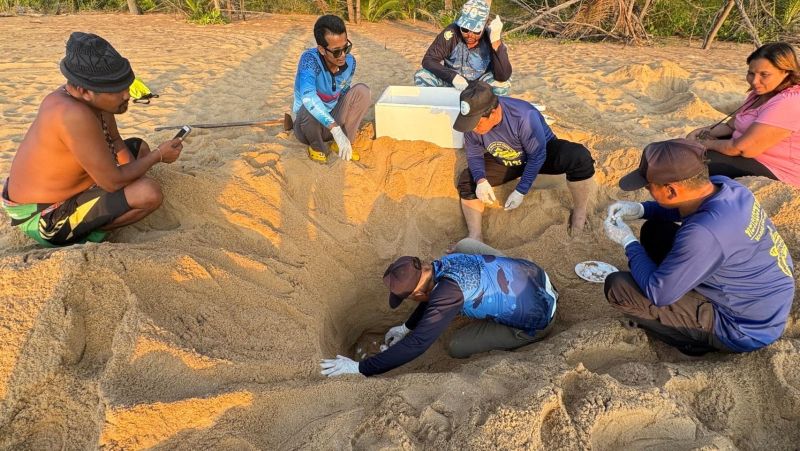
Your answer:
[0,13,799,450]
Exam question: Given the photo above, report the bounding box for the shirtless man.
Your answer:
[3,32,182,247]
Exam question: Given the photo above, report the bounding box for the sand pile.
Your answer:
[1,14,800,450]
[602,61,723,121]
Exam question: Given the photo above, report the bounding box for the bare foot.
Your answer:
[568,210,588,236]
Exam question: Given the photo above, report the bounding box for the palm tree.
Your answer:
[347,0,355,22]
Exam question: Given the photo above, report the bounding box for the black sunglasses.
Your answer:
[459,26,482,35]
[324,40,353,58]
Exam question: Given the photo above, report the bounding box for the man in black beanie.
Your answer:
[2,32,184,246]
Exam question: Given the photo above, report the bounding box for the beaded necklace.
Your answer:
[62,85,118,164]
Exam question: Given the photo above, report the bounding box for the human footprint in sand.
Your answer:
[449,81,595,248]
[2,32,183,247]
[320,238,558,378]
[603,139,795,356]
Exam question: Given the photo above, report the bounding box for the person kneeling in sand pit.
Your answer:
[603,138,795,356]
[451,81,595,246]
[320,238,558,377]
[292,14,370,164]
[413,0,512,96]
[686,42,800,187]
[2,32,183,247]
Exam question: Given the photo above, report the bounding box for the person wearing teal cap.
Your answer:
[413,0,512,95]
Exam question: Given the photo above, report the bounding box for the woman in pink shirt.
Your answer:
[687,43,800,186]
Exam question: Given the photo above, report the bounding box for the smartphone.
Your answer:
[173,125,192,141]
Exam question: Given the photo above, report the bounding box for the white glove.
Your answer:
[452,75,468,91]
[504,190,524,211]
[607,201,644,222]
[384,323,410,347]
[320,355,361,377]
[489,16,503,43]
[475,179,497,205]
[330,126,353,161]
[604,217,638,248]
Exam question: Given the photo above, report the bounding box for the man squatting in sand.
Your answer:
[452,81,595,243]
[320,238,558,377]
[292,14,371,164]
[414,0,512,96]
[2,32,183,247]
[603,139,795,355]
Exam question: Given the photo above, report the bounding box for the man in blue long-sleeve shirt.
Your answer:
[452,81,595,245]
[292,15,371,164]
[603,139,795,355]
[319,239,558,377]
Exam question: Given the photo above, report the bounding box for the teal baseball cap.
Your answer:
[455,0,490,33]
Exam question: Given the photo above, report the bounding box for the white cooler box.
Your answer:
[375,86,464,148]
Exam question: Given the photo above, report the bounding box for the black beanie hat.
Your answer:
[59,32,134,93]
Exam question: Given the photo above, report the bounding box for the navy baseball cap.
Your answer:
[453,80,497,133]
[383,256,422,309]
[619,139,708,191]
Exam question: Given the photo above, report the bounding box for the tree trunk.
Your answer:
[703,0,735,49]
[126,0,140,15]
[638,0,653,22]
[212,0,220,12]
[355,0,360,24]
[507,0,583,35]
[346,0,355,23]
[734,0,762,47]
[444,0,452,13]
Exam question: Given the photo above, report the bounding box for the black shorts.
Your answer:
[457,138,595,199]
[38,138,144,245]
[124,137,143,159]
[39,185,130,245]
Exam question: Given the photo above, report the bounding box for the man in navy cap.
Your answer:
[2,32,183,247]
[603,138,795,355]
[452,80,595,245]
[320,239,558,377]
[414,0,512,95]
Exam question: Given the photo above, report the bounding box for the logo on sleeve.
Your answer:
[444,30,454,40]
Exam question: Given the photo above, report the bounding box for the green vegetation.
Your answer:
[645,0,800,42]
[0,0,797,45]
[184,0,227,23]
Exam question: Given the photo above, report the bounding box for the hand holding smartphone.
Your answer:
[173,125,192,142]
[156,125,189,164]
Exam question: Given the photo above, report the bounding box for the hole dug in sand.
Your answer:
[352,330,387,361]
[324,288,440,369]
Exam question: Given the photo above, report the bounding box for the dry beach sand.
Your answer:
[1,13,800,450]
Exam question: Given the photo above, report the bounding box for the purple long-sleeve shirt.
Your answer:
[464,97,555,194]
[623,176,794,352]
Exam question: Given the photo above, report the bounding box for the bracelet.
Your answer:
[156,147,163,162]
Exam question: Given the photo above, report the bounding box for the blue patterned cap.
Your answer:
[455,0,490,33]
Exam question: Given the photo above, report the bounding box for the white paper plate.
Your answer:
[575,261,618,283]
